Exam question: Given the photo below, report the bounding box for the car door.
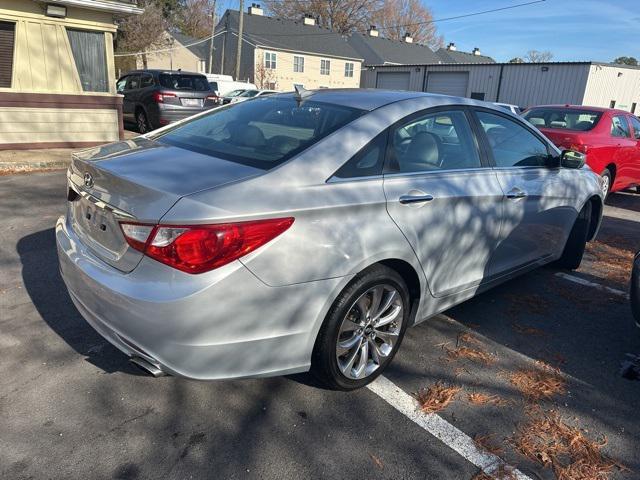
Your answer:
[611,114,637,190]
[473,108,574,274]
[628,115,640,188]
[383,107,504,297]
[122,74,140,123]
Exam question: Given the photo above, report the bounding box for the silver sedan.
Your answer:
[56,89,603,390]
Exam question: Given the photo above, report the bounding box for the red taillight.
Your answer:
[206,95,219,102]
[119,218,294,274]
[569,143,588,154]
[152,91,177,103]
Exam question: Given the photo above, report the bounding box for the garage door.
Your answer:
[376,72,410,90]
[425,72,469,97]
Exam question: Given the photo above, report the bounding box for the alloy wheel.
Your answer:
[335,284,404,380]
[601,173,610,198]
[137,112,148,134]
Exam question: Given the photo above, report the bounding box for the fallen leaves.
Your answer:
[467,392,508,407]
[508,361,566,401]
[512,323,547,337]
[474,433,504,456]
[584,238,636,288]
[414,383,462,414]
[447,346,496,366]
[506,293,551,317]
[514,409,622,480]
[369,453,384,470]
[471,464,517,480]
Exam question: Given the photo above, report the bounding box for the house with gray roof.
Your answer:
[211,5,363,90]
[435,43,495,64]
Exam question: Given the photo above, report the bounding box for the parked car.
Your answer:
[494,102,522,115]
[220,88,249,105]
[57,90,603,390]
[229,89,278,103]
[632,251,640,328]
[205,73,256,101]
[523,105,640,197]
[116,70,218,133]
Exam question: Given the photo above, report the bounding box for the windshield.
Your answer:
[159,74,210,91]
[239,90,260,98]
[523,108,603,131]
[224,89,245,98]
[154,97,365,169]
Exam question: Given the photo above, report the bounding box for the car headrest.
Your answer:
[405,132,440,166]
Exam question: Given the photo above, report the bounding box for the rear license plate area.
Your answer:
[181,98,202,107]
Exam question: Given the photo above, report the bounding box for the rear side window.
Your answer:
[477,111,550,168]
[611,115,630,138]
[523,108,602,131]
[387,110,481,173]
[155,97,365,169]
[333,134,386,179]
[140,74,154,88]
[159,74,209,91]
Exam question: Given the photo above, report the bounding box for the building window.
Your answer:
[0,21,16,88]
[321,59,330,76]
[470,92,485,100]
[293,55,304,73]
[610,100,616,108]
[344,62,354,77]
[264,51,277,69]
[67,29,108,92]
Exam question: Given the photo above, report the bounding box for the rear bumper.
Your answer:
[56,214,343,379]
[157,105,214,125]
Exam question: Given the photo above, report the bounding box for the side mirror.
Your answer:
[560,150,586,169]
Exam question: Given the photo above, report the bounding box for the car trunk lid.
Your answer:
[537,127,589,152]
[67,137,263,272]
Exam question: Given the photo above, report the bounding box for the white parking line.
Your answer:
[367,375,533,480]
[554,272,628,297]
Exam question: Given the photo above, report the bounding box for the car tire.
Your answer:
[136,110,150,134]
[556,201,592,270]
[601,168,612,199]
[311,264,410,391]
[631,253,640,328]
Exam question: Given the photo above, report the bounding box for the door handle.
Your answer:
[506,187,527,199]
[399,193,434,204]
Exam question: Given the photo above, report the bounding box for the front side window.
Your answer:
[477,111,550,168]
[387,110,481,173]
[611,115,630,138]
[321,59,330,75]
[140,74,154,88]
[0,21,15,88]
[629,116,640,139]
[265,51,277,69]
[344,62,354,78]
[116,76,127,93]
[66,29,108,92]
[523,108,602,131]
[154,97,365,169]
[125,75,140,90]
[293,56,304,73]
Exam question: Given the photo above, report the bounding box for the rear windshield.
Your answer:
[523,108,603,131]
[159,74,210,91]
[154,96,365,169]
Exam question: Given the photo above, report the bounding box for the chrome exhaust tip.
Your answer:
[130,356,165,377]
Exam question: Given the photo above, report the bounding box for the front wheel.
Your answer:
[556,201,592,270]
[601,168,612,199]
[311,265,410,390]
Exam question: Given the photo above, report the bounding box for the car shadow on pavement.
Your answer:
[17,227,146,376]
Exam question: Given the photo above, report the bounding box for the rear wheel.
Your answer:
[136,109,150,134]
[600,168,612,199]
[556,201,592,270]
[312,265,410,390]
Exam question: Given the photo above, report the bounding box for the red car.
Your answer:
[523,105,640,197]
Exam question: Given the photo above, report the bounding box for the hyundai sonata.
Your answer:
[57,89,603,390]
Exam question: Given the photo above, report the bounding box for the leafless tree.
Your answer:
[254,62,276,89]
[115,0,171,68]
[372,0,443,49]
[175,0,215,38]
[264,0,383,35]
[525,50,554,63]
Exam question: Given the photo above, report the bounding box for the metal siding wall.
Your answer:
[498,64,588,107]
[423,64,501,99]
[582,65,640,111]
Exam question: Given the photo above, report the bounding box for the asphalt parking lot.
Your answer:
[1,171,639,480]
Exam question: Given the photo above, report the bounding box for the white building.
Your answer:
[362,61,640,113]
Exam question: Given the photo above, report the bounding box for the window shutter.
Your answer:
[0,22,15,88]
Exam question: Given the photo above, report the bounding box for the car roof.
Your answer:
[527,105,630,115]
[126,69,205,76]
[267,88,487,111]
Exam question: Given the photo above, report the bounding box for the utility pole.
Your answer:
[234,0,244,80]
[208,0,216,74]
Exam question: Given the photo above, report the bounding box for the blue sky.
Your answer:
[426,0,640,62]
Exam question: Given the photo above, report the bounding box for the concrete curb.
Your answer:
[0,160,70,173]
